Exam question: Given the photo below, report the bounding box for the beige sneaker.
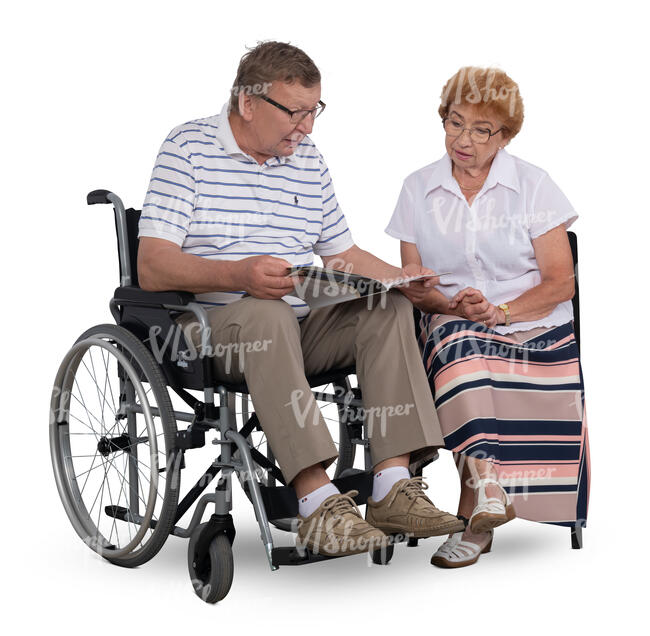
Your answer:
[296,490,389,557]
[366,477,465,538]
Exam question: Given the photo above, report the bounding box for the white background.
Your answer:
[3,0,647,632]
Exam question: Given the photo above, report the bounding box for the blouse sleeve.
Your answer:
[385,180,417,243]
[528,173,578,239]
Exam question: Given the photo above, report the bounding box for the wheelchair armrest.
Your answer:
[113,286,196,308]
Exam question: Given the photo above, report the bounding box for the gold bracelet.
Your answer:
[498,303,511,326]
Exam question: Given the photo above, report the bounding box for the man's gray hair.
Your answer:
[230,41,321,113]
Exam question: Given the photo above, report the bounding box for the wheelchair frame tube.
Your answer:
[224,426,277,571]
[124,378,140,519]
[106,192,132,288]
[217,386,276,570]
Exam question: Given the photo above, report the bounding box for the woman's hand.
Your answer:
[396,263,439,305]
[450,287,503,328]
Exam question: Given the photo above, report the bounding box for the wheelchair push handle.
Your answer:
[86,189,133,287]
[87,190,127,215]
[87,189,112,205]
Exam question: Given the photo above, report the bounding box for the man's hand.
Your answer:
[449,287,503,328]
[395,263,440,305]
[235,255,297,299]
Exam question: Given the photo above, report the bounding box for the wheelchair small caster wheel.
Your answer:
[371,542,394,565]
[188,524,234,603]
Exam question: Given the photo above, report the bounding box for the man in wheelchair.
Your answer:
[137,40,464,557]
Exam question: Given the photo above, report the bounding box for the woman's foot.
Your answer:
[468,478,515,533]
[431,527,493,568]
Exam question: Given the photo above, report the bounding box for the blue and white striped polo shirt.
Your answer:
[138,102,354,318]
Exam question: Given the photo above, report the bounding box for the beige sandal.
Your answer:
[431,531,493,568]
[469,478,515,534]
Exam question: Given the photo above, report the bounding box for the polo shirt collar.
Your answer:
[425,148,520,196]
[215,101,296,165]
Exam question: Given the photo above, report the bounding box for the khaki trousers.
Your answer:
[177,290,443,484]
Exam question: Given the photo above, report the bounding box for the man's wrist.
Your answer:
[213,258,243,292]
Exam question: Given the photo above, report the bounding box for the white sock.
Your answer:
[298,482,340,518]
[372,466,411,502]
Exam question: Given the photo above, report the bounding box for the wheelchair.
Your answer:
[50,189,427,604]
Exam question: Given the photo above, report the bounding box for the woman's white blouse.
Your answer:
[385,149,577,335]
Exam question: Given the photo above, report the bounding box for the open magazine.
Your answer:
[287,265,448,309]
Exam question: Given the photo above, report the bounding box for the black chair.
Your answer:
[567,230,584,548]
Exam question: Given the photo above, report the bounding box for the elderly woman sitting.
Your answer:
[386,66,589,568]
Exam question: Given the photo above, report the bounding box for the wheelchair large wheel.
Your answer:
[50,324,181,567]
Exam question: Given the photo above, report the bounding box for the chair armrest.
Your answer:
[112,286,196,308]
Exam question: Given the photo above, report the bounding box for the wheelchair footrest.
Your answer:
[259,470,373,521]
[104,505,156,528]
[271,546,348,567]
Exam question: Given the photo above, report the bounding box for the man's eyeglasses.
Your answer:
[442,117,504,144]
[259,95,326,123]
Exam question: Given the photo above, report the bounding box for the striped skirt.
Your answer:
[419,314,590,527]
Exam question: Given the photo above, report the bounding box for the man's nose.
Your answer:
[295,113,315,135]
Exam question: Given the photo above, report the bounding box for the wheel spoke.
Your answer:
[71,379,104,437]
[102,454,122,546]
[67,410,102,438]
[90,458,108,529]
[102,415,125,440]
[88,350,117,420]
[84,353,108,432]
[119,452,134,544]
[101,347,119,419]
[104,449,152,520]
[75,459,113,480]
[90,347,116,421]
[134,460,164,507]
[65,453,103,459]
[79,451,100,496]
[105,450,138,545]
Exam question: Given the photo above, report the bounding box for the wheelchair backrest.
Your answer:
[116,207,141,287]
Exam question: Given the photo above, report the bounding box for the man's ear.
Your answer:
[238,91,255,121]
